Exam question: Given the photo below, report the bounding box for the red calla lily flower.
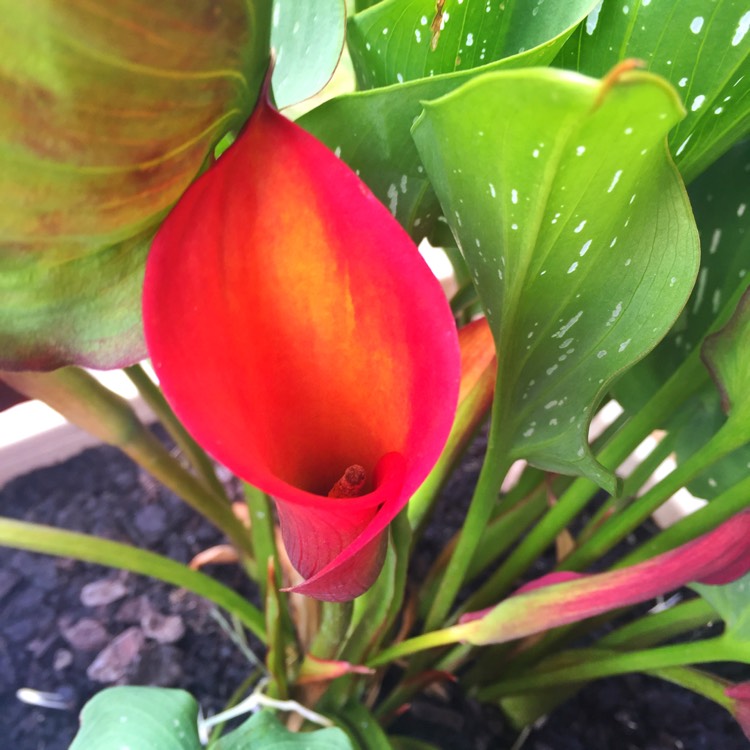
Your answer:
[143,91,460,601]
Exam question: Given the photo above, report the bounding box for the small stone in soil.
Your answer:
[86,627,145,684]
[54,649,73,671]
[80,578,129,607]
[61,618,110,653]
[141,612,185,644]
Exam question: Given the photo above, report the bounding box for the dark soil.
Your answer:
[0,428,748,749]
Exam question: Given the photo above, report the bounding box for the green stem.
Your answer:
[647,666,734,711]
[366,625,466,669]
[476,637,745,700]
[422,443,511,631]
[458,351,708,613]
[2,368,255,565]
[124,364,228,501]
[562,418,743,571]
[310,601,354,661]
[0,518,265,640]
[244,484,279,599]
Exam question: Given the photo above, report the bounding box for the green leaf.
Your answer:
[216,710,353,750]
[611,141,750,499]
[331,701,394,750]
[300,0,596,238]
[348,0,599,88]
[616,141,750,406]
[0,0,271,369]
[413,67,699,492]
[70,687,201,750]
[0,230,150,370]
[555,0,750,183]
[271,0,346,108]
[694,571,750,640]
[0,517,266,639]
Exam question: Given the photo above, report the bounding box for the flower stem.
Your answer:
[124,363,228,500]
[310,601,354,661]
[422,433,511,630]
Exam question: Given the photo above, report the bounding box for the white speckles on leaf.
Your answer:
[586,0,603,34]
[567,261,578,273]
[400,175,408,193]
[546,365,558,376]
[690,16,704,34]
[489,183,496,198]
[610,236,618,248]
[466,33,474,46]
[732,11,750,46]
[691,95,706,111]
[597,350,607,359]
[552,311,583,338]
[533,148,540,158]
[511,223,519,230]
[607,170,623,193]
[675,135,692,156]
[387,184,398,215]
[624,127,633,135]
[574,220,587,233]
[511,188,519,204]
[606,301,623,326]
[580,240,592,256]
[678,77,688,87]
[618,339,631,353]
[420,15,428,25]
[738,203,747,217]
[576,146,586,156]
[415,29,422,43]
[709,228,722,254]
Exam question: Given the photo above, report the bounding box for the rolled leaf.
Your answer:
[144,89,460,602]
[457,511,750,645]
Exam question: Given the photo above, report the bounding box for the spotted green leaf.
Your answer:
[216,710,353,750]
[271,0,346,109]
[613,141,750,499]
[69,687,201,750]
[556,0,750,183]
[413,67,699,492]
[0,0,271,370]
[348,0,599,88]
[300,1,597,238]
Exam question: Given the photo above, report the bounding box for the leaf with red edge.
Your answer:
[726,682,750,741]
[143,87,460,602]
[455,511,750,644]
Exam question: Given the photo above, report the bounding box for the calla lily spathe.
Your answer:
[143,92,460,601]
